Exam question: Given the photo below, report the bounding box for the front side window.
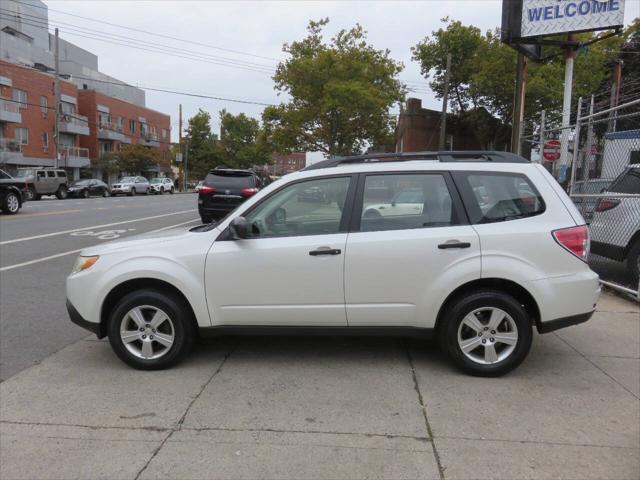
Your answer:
[461,172,545,224]
[360,173,458,232]
[46,171,55,178]
[608,167,640,194]
[243,176,351,238]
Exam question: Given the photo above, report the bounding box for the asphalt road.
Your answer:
[0,193,201,381]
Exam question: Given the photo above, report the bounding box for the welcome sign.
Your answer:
[521,0,625,37]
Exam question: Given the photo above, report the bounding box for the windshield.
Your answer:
[15,169,34,178]
[150,178,163,184]
[120,177,136,183]
[0,169,11,179]
[71,180,91,187]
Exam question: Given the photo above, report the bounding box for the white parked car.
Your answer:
[66,151,600,376]
[111,176,150,196]
[149,177,175,195]
[589,164,640,285]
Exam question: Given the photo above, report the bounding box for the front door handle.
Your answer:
[438,240,471,249]
[309,248,341,256]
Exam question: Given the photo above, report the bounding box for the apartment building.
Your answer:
[0,0,171,179]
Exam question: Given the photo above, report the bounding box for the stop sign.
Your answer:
[543,140,561,161]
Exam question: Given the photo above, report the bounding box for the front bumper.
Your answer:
[67,299,104,337]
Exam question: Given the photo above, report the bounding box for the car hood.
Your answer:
[82,226,211,256]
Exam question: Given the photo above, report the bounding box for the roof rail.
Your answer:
[302,151,529,171]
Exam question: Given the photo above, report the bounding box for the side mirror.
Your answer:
[229,216,249,240]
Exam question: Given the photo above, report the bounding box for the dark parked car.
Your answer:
[198,168,266,223]
[67,179,111,198]
[0,168,28,214]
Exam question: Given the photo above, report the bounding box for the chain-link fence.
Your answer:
[536,98,640,298]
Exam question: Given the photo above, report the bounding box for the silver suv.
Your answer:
[590,164,640,285]
[15,168,69,200]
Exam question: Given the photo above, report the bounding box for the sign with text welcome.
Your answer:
[521,0,625,37]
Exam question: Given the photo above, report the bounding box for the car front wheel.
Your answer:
[107,289,195,370]
[2,192,21,214]
[439,290,532,377]
[56,185,68,200]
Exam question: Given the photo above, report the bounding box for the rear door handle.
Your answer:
[309,248,341,256]
[438,240,471,249]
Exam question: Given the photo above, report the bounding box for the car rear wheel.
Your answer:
[439,290,532,377]
[170,187,174,194]
[56,185,68,200]
[129,188,136,197]
[26,187,36,201]
[107,289,195,370]
[103,189,110,197]
[82,189,90,198]
[2,192,20,214]
[627,240,640,287]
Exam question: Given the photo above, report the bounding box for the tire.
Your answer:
[26,186,36,201]
[439,290,533,377]
[2,192,21,214]
[107,289,195,370]
[103,189,110,198]
[56,185,68,200]
[82,189,90,199]
[129,188,136,197]
[170,187,174,194]
[160,187,164,195]
[627,240,640,288]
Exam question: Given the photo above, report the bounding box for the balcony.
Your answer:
[59,146,90,168]
[98,122,126,142]
[58,114,90,136]
[0,98,21,123]
[0,138,23,163]
[140,131,160,148]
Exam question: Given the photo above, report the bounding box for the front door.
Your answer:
[344,172,481,328]
[206,175,355,326]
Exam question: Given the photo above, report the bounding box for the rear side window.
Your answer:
[56,171,66,178]
[359,173,460,232]
[608,168,640,194]
[47,171,56,178]
[459,172,545,224]
[205,172,255,189]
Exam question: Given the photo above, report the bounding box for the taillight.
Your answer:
[595,198,620,212]
[199,185,215,195]
[552,225,589,262]
[240,187,259,197]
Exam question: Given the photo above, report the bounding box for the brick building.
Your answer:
[0,0,171,180]
[272,153,306,175]
[395,98,482,152]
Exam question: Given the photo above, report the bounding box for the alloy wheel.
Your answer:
[457,307,518,365]
[6,193,20,213]
[119,305,175,360]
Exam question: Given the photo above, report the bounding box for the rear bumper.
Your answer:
[198,202,239,218]
[67,299,103,337]
[537,310,594,334]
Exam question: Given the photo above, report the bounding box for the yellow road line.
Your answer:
[0,209,83,219]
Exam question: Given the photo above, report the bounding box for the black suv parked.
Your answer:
[0,169,28,214]
[198,168,267,223]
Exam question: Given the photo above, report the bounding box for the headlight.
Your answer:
[71,255,99,274]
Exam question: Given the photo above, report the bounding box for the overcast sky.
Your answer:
[45,0,639,143]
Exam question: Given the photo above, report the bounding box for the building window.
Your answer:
[12,89,27,108]
[117,117,124,132]
[42,132,49,150]
[98,112,111,128]
[40,96,48,118]
[129,119,136,134]
[99,142,113,155]
[15,128,28,145]
[61,101,75,115]
[162,128,167,140]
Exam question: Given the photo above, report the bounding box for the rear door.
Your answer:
[344,172,481,328]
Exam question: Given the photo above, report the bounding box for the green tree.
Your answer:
[183,109,220,181]
[91,152,120,179]
[219,109,270,168]
[116,144,159,174]
[262,18,405,156]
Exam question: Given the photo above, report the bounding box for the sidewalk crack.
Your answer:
[133,343,237,480]
[404,340,445,480]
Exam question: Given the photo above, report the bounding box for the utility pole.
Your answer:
[511,52,528,155]
[183,138,189,193]
[178,104,183,191]
[558,33,576,180]
[438,53,452,151]
[608,61,622,132]
[53,28,60,168]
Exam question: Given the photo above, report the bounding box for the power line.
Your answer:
[7,0,281,62]
[0,8,275,72]
[0,13,275,75]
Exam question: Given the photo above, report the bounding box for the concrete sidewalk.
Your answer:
[1,291,638,479]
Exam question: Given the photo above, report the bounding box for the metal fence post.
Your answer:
[539,110,546,163]
[582,95,595,184]
[568,97,583,196]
